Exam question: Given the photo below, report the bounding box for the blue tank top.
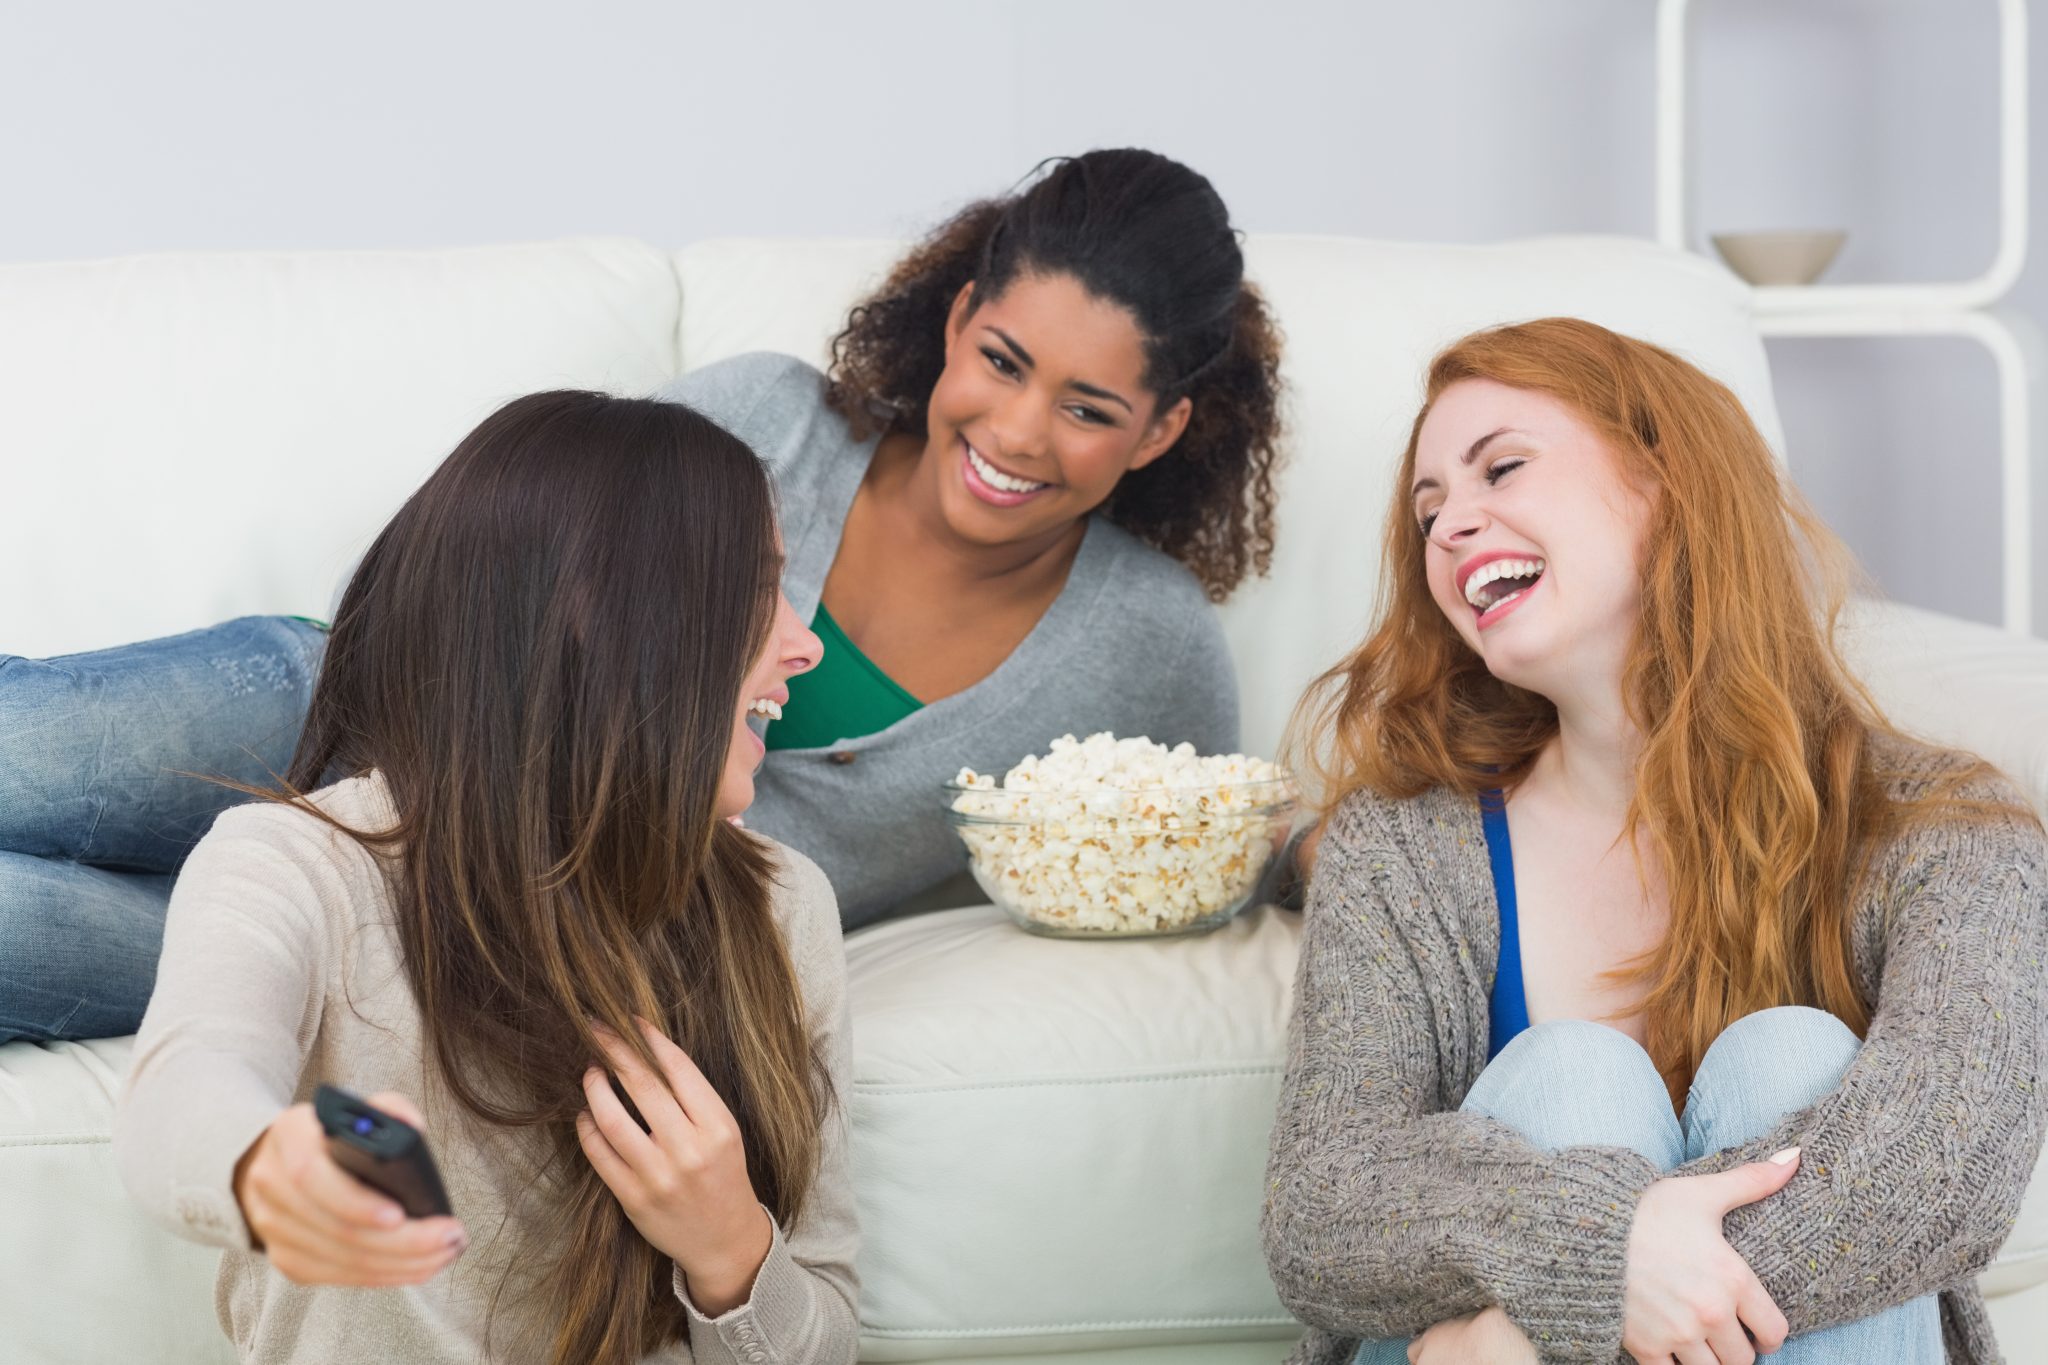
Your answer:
[1482,792,1530,1058]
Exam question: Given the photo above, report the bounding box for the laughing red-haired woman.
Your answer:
[1262,318,2047,1365]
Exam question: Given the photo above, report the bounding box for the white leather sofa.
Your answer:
[2,234,2045,1365]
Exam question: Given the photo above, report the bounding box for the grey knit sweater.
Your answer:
[655,354,1239,930]
[1260,735,2048,1365]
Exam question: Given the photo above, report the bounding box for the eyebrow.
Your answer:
[1410,427,1521,500]
[986,326,1135,415]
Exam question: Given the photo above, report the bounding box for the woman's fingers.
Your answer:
[582,1065,662,1171]
[257,1107,409,1235]
[250,1167,463,1282]
[294,1142,417,1233]
[1736,1274,1788,1355]
[591,1024,686,1143]
[1701,1312,1755,1365]
[1701,1150,1800,1216]
[264,1105,463,1250]
[260,1216,462,1285]
[1671,1341,1719,1365]
[576,1107,639,1200]
[261,1161,463,1262]
[266,1106,405,1230]
[635,1017,731,1126]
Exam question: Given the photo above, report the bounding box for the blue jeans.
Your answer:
[0,617,326,1043]
[1353,1008,1941,1363]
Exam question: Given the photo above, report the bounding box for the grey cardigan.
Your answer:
[1260,735,2048,1365]
[657,354,1240,929]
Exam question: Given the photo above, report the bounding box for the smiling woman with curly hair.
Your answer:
[826,153,1284,603]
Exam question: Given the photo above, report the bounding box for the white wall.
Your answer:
[3,0,2038,630]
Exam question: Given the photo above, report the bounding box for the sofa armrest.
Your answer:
[1837,598,2048,1302]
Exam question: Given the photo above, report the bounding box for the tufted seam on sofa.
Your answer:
[0,1133,111,1147]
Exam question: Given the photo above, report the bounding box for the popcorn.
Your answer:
[947,732,1294,936]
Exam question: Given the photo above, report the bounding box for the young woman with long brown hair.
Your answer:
[115,392,857,1364]
[1261,318,2047,1365]
[0,146,1284,1042]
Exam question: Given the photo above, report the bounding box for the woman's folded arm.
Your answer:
[1259,798,1662,1362]
[1674,784,2048,1333]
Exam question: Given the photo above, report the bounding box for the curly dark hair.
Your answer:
[826,149,1284,602]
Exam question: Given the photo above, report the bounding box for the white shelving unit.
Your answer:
[1656,0,2038,635]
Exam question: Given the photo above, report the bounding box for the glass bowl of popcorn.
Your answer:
[943,733,1298,939]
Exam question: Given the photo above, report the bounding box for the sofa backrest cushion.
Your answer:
[2,231,1778,748]
[673,234,1782,759]
[0,239,681,658]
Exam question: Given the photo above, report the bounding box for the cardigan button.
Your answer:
[827,750,857,766]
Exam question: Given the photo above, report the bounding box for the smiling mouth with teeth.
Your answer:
[748,698,783,722]
[966,443,1051,495]
[1463,557,1546,614]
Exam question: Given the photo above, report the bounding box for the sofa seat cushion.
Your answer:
[0,1035,233,1364]
[843,905,1305,1360]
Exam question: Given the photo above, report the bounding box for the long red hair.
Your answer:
[1293,317,2000,1102]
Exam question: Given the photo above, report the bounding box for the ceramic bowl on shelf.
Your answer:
[1709,230,1848,286]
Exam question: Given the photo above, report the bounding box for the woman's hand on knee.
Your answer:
[1623,1149,1799,1364]
[232,1092,467,1288]
[1406,1305,1537,1362]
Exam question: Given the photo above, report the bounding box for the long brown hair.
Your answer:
[281,391,826,1364]
[1293,317,2013,1103]
[826,148,1285,601]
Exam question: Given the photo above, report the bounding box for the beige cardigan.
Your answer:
[115,774,859,1364]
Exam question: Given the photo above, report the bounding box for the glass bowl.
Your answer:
[942,775,1297,939]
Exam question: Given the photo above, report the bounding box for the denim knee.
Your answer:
[1684,1006,1860,1158]
[0,615,324,869]
[1462,1019,1683,1168]
[0,850,170,1043]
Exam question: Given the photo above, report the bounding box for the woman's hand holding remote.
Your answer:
[579,1018,775,1317]
[232,1091,468,1287]
[1623,1150,1798,1364]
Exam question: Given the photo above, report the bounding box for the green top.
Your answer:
[765,604,923,751]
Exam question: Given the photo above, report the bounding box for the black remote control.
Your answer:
[313,1084,453,1219]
